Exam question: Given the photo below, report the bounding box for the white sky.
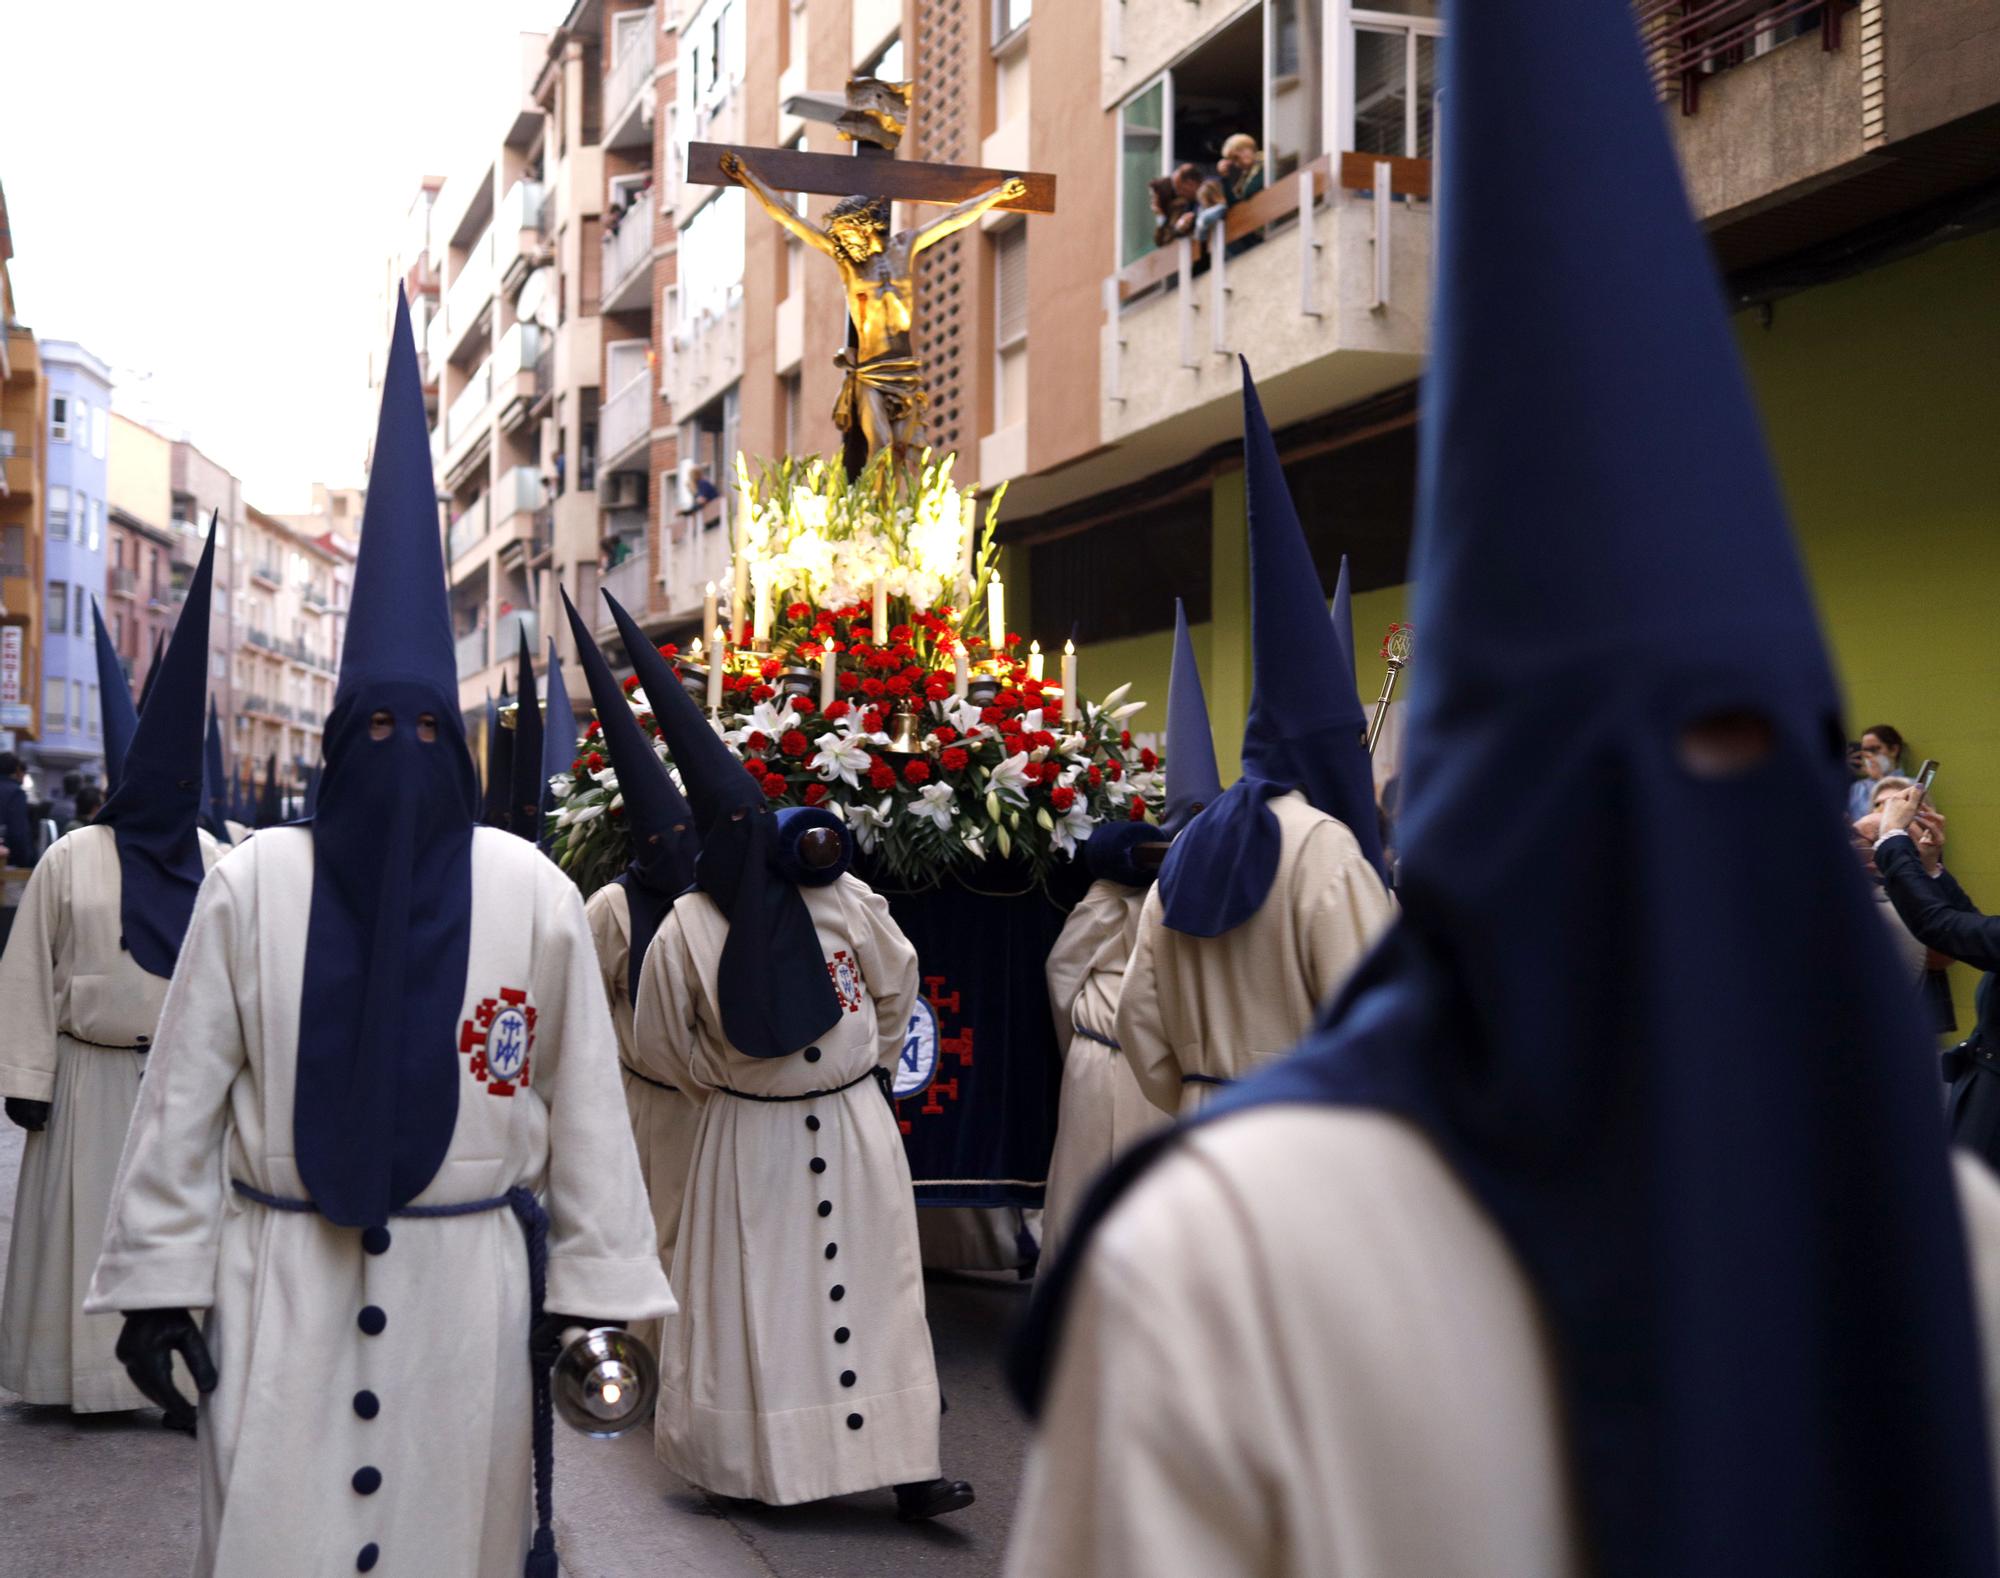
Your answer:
[3,0,563,512]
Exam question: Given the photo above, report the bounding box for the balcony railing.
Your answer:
[448,494,491,563]
[109,566,138,597]
[1637,0,1847,113]
[252,561,282,588]
[442,227,496,349]
[446,361,494,448]
[599,543,655,619]
[600,372,652,469]
[499,466,544,521]
[602,201,654,309]
[493,321,543,383]
[495,607,538,662]
[605,12,657,145]
[302,585,330,613]
[455,627,488,680]
[662,509,732,621]
[497,179,545,258]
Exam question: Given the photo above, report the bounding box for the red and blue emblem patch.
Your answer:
[460,987,538,1096]
[825,950,865,1014]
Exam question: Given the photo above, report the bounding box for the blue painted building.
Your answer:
[33,340,113,788]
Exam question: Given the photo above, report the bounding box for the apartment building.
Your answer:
[168,438,244,740]
[105,504,177,686]
[31,340,114,780]
[237,505,342,784]
[0,179,47,753]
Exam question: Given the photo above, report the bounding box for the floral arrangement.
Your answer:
[546,452,1165,894]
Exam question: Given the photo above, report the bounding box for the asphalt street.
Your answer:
[0,1120,1035,1576]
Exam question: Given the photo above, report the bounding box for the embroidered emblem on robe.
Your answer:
[460,987,539,1096]
[826,950,865,1014]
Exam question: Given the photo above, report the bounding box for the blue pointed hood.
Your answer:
[1239,362,1384,876]
[302,761,322,819]
[506,625,545,841]
[1160,599,1223,835]
[605,589,840,1058]
[92,518,215,977]
[91,597,138,791]
[562,589,698,995]
[484,676,514,829]
[255,753,282,828]
[201,696,227,839]
[294,288,480,1230]
[1329,554,1355,684]
[1058,5,1998,1573]
[540,637,578,854]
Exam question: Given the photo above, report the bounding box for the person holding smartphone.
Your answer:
[1875,777,2000,1158]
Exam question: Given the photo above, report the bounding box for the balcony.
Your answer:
[599,370,653,475]
[1101,154,1432,449]
[660,505,732,626]
[0,433,31,499]
[302,585,330,614]
[445,360,493,456]
[495,607,538,664]
[440,228,497,365]
[1639,0,1847,116]
[492,322,543,432]
[598,542,656,623]
[676,84,744,228]
[252,561,282,589]
[455,627,488,680]
[663,295,743,421]
[448,493,491,566]
[496,465,544,524]
[108,566,138,599]
[604,12,657,152]
[496,179,549,297]
[601,202,654,316]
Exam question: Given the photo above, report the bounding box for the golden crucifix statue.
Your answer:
[721,150,1025,472]
[690,79,1055,477]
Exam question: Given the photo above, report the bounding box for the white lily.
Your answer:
[961,828,987,862]
[548,773,575,801]
[1110,700,1148,721]
[840,797,895,852]
[986,753,1034,804]
[723,700,791,748]
[594,768,620,794]
[1052,800,1099,857]
[907,782,958,831]
[1099,682,1133,711]
[811,730,874,788]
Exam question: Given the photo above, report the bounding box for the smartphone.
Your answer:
[1915,759,1939,801]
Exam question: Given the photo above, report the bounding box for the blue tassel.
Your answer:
[525,1527,559,1578]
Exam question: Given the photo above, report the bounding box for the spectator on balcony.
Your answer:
[1150,166,1202,250]
[677,460,720,519]
[1217,132,1266,206]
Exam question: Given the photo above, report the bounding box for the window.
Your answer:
[92,405,107,460]
[43,676,64,727]
[1118,80,1168,267]
[50,394,70,443]
[75,585,88,635]
[993,222,1029,431]
[781,371,802,458]
[863,34,903,82]
[86,685,98,736]
[677,188,746,327]
[1350,7,1443,159]
[48,485,70,540]
[49,581,68,634]
[993,0,1030,43]
[87,498,102,552]
[1267,0,1323,180]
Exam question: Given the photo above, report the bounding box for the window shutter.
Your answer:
[996,224,1029,348]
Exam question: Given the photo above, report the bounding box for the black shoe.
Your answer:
[894,1477,975,1522]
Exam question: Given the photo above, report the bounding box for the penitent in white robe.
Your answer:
[633,873,944,1504]
[0,824,221,1411]
[1117,792,1395,1116]
[1006,1108,2000,1578]
[85,828,673,1578]
[584,880,700,1357]
[1038,879,1168,1264]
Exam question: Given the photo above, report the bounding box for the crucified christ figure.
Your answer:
[719,149,1028,475]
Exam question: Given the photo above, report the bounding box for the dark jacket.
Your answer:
[1878,833,2000,1155]
[0,779,33,870]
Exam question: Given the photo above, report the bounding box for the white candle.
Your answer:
[819,642,837,709]
[689,636,704,663]
[872,578,888,643]
[953,646,969,700]
[1061,639,1077,722]
[707,625,725,713]
[958,493,978,597]
[702,580,718,645]
[1027,640,1044,683]
[731,557,748,641]
[987,575,1005,653]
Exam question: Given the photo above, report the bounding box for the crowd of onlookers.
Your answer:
[1147,133,1266,258]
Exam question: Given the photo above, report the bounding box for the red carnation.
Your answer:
[585,720,602,739]
[1129,796,1147,821]
[571,757,585,774]
[1088,765,1103,787]
[890,624,913,643]
[657,642,679,658]
[763,775,789,800]
[861,677,886,699]
[1031,730,1057,751]
[885,674,912,697]
[867,761,897,791]
[791,697,817,715]
[1120,730,1133,748]
[934,725,958,744]
[744,758,767,778]
[825,699,852,720]
[746,731,769,751]
[1108,760,1124,780]
[850,625,872,644]
[980,707,1007,727]
[1140,747,1159,771]
[623,675,640,693]
[586,752,604,771]
[903,759,931,785]
[787,602,812,621]
[752,684,776,702]
[1051,785,1076,812]
[760,658,783,680]
[838,672,861,694]
[780,729,810,758]
[609,803,624,818]
[942,747,970,773]
[1006,738,1030,757]
[1004,632,1022,647]
[998,690,1022,710]
[804,782,830,806]
[861,709,886,734]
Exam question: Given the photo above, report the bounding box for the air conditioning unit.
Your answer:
[605,472,645,509]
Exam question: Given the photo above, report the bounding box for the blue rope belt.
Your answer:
[231,1178,560,1578]
[716,1067,875,1103]
[1071,1025,1123,1051]
[622,1065,681,1095]
[1181,1073,1232,1086]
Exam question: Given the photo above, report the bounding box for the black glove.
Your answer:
[532,1312,623,1369]
[115,1308,218,1435]
[5,1097,50,1132]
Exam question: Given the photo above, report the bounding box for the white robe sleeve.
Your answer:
[536,875,677,1321]
[0,836,67,1101]
[86,863,248,1313]
[1005,1142,1286,1578]
[1044,882,1124,1058]
[631,906,706,1099]
[1114,887,1181,1116]
[1299,820,1398,1008]
[845,876,919,1070]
